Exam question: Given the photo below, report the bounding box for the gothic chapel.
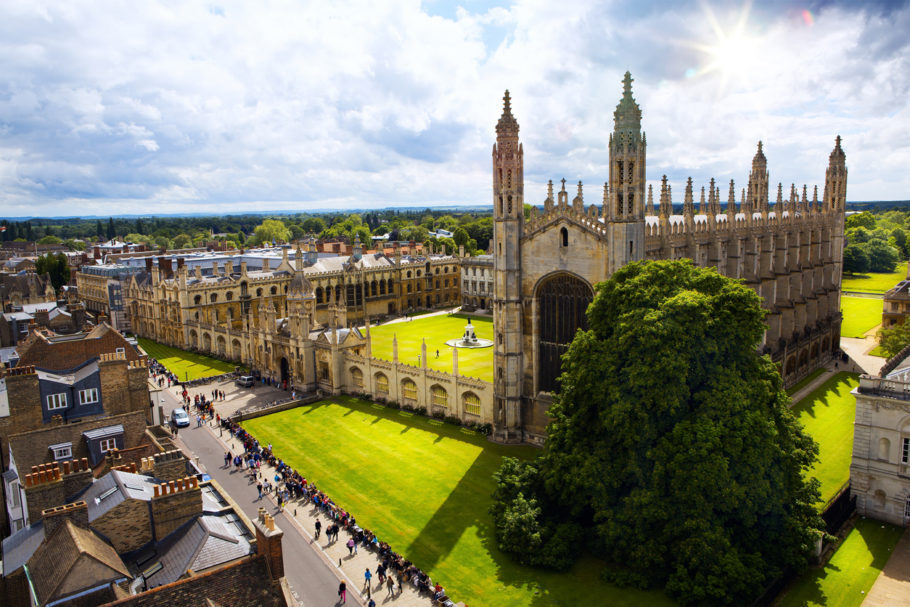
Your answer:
[491,73,846,443]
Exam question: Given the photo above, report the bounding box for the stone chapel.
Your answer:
[491,72,847,443]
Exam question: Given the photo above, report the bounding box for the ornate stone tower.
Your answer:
[825,136,848,289]
[492,90,524,436]
[607,71,646,275]
[747,142,770,215]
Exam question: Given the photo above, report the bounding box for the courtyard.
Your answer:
[242,395,674,607]
[138,337,239,380]
[369,313,494,382]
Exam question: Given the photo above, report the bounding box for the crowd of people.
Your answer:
[220,416,451,604]
[149,358,179,387]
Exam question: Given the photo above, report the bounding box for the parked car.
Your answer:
[172,407,190,428]
[235,375,255,388]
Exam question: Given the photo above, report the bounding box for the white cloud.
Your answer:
[0,0,906,217]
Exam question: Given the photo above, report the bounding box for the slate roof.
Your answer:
[1,520,45,576]
[81,470,158,522]
[132,513,253,588]
[28,519,129,606]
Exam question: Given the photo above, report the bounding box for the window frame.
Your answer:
[99,437,118,453]
[903,437,910,464]
[53,445,73,460]
[79,388,99,405]
[47,393,68,410]
[463,392,481,416]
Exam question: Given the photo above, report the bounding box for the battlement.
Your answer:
[152,475,199,498]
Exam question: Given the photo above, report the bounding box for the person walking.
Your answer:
[386,575,394,596]
[346,538,355,555]
[363,568,372,591]
[257,482,263,500]
[314,519,321,539]
[338,581,347,604]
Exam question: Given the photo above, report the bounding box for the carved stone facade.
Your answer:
[123,242,460,385]
[492,73,847,443]
[851,359,910,525]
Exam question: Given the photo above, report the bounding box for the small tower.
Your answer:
[748,141,770,216]
[824,136,847,214]
[492,90,524,434]
[659,175,672,217]
[607,71,646,273]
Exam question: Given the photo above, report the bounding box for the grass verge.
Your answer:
[787,368,827,397]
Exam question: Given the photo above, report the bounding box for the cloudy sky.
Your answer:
[1,0,908,217]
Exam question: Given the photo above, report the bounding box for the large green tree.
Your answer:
[35,252,70,292]
[491,260,822,606]
[253,219,292,244]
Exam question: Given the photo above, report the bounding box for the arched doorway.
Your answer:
[280,357,290,384]
[536,273,594,393]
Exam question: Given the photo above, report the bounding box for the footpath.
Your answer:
[163,378,454,607]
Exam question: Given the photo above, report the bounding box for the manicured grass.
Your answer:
[791,372,859,506]
[841,262,907,294]
[869,345,888,358]
[369,314,494,382]
[138,338,238,380]
[787,368,827,396]
[840,296,883,338]
[243,396,675,607]
[775,518,904,607]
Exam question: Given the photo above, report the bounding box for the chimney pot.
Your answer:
[62,461,71,474]
[154,485,160,497]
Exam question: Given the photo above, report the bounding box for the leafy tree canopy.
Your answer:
[846,211,876,230]
[37,235,62,244]
[35,252,70,292]
[490,260,822,606]
[253,219,292,244]
[877,322,910,359]
[843,243,871,274]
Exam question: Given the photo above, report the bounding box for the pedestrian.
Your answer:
[338,581,346,604]
[363,568,372,590]
[314,519,321,539]
[346,538,355,555]
[257,482,263,499]
[436,348,439,358]
[386,575,394,596]
[367,599,375,607]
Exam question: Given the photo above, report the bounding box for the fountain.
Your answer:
[445,321,494,349]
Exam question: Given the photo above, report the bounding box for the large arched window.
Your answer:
[351,367,364,390]
[401,378,418,403]
[463,392,481,416]
[375,373,389,395]
[537,273,593,393]
[431,385,448,408]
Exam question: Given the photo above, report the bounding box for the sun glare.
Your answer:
[683,1,759,92]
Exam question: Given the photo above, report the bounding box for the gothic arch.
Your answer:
[535,272,594,393]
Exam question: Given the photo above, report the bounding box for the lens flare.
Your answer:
[801,9,814,27]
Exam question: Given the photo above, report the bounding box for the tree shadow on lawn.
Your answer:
[791,373,858,421]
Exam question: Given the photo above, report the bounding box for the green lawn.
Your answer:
[775,518,904,607]
[369,314,494,382]
[243,396,674,607]
[791,372,859,506]
[841,262,907,294]
[138,338,238,380]
[840,296,883,338]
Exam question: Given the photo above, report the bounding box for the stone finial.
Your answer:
[683,177,694,216]
[496,90,519,136]
[727,179,736,214]
[776,183,783,205]
[659,176,670,217]
[699,186,707,215]
[647,184,655,216]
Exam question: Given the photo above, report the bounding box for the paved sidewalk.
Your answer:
[863,527,910,606]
